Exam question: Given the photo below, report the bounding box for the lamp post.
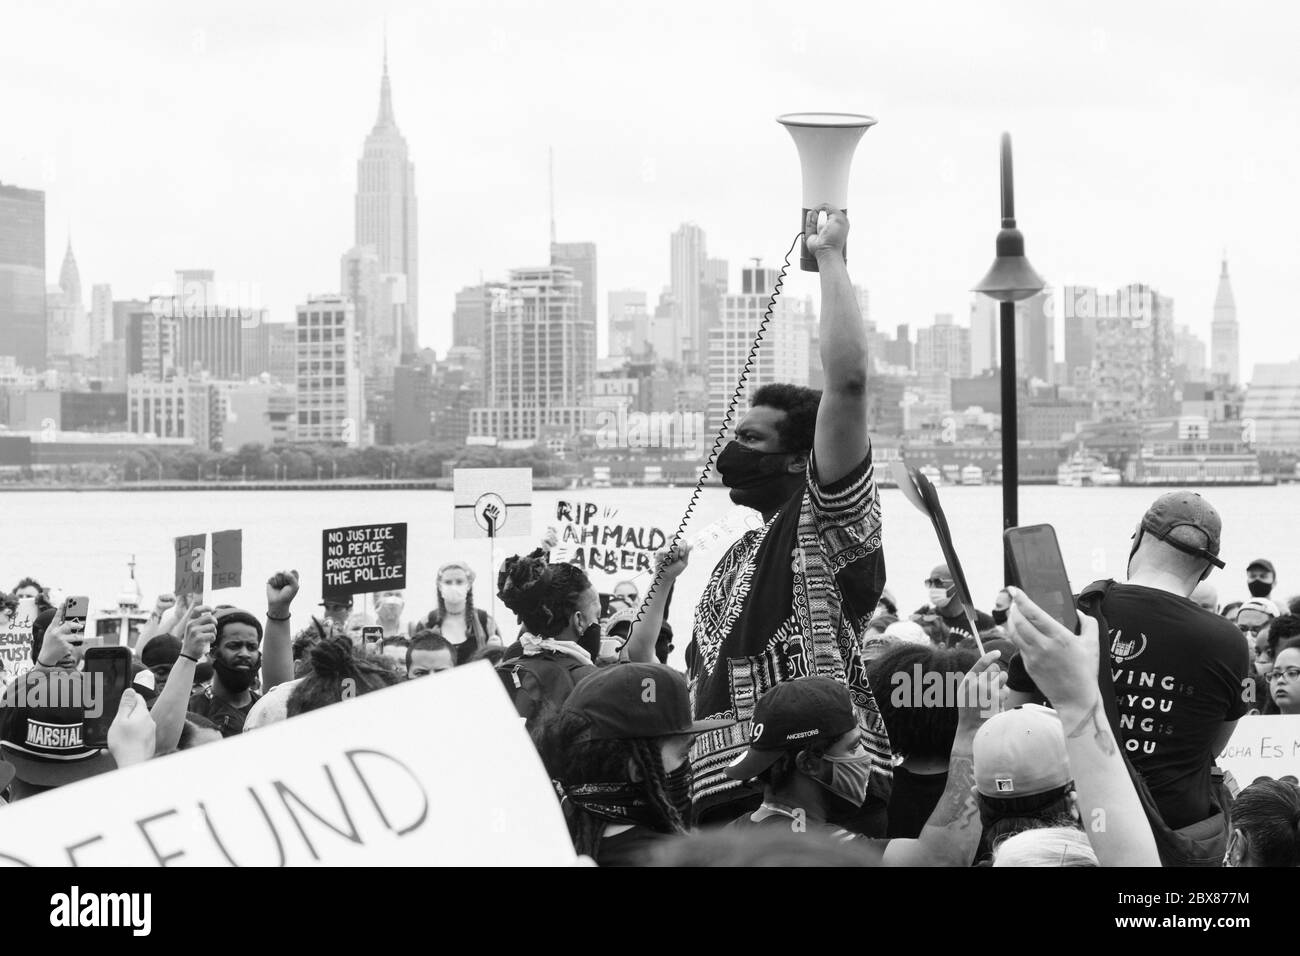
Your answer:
[973,133,1045,582]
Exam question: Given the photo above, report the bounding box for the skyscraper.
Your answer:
[453,281,506,352]
[0,182,46,370]
[294,295,365,447]
[1062,285,1098,391]
[90,284,112,355]
[47,239,90,359]
[550,241,597,341]
[1210,258,1239,387]
[470,266,594,442]
[1173,324,1208,384]
[355,49,418,357]
[1092,284,1176,421]
[670,224,706,367]
[608,289,649,357]
[916,314,971,378]
[707,266,809,432]
[969,291,1054,382]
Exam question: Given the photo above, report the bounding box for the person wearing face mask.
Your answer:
[991,589,1012,627]
[1246,558,1278,601]
[913,565,995,646]
[375,590,407,638]
[726,663,1002,866]
[495,552,601,731]
[425,562,501,666]
[623,208,893,828]
[536,662,732,866]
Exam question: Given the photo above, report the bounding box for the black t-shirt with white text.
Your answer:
[1101,584,1250,830]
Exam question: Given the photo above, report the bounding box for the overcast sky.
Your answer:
[5,0,1297,375]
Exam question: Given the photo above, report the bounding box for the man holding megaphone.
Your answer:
[628,206,903,831]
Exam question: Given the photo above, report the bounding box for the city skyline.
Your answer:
[4,1,1297,379]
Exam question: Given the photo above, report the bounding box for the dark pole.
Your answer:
[1000,298,1018,533]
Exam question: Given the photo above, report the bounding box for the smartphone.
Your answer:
[82,646,133,750]
[63,595,90,625]
[361,625,384,643]
[1004,524,1079,633]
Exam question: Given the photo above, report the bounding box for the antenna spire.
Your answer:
[549,147,556,245]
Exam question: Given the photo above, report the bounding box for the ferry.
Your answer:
[1057,454,1122,487]
[919,465,943,485]
[95,557,151,651]
[960,465,984,486]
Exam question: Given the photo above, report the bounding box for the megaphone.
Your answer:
[777,112,876,272]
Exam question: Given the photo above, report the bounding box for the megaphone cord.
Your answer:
[633,231,803,632]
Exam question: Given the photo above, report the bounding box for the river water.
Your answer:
[3,483,1294,667]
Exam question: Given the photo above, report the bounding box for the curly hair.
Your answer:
[1268,615,1300,658]
[497,550,591,638]
[287,636,402,717]
[535,708,686,858]
[750,383,822,455]
[866,643,977,760]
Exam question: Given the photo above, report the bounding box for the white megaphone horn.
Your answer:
[777,112,876,272]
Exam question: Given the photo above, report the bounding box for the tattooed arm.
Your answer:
[1007,588,1161,867]
[882,651,1003,867]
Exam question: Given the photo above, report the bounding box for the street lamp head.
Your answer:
[973,132,1045,303]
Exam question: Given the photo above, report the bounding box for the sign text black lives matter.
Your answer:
[322,523,407,600]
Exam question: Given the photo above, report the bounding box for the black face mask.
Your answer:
[992,608,1009,626]
[213,656,258,693]
[1248,579,1273,598]
[564,762,694,830]
[578,620,602,659]
[716,441,796,512]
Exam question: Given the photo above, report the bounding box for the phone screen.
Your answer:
[81,647,133,750]
[1004,524,1079,632]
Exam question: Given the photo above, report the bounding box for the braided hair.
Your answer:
[536,708,687,859]
[497,550,591,638]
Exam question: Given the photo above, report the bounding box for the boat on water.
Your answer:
[1057,454,1122,487]
[95,557,151,651]
[960,465,984,486]
[919,465,943,485]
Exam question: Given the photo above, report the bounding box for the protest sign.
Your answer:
[211,530,243,591]
[0,663,577,866]
[174,534,206,598]
[1216,715,1300,787]
[0,598,38,681]
[453,468,532,538]
[323,523,407,599]
[550,499,669,582]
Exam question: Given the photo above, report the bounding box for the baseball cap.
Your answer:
[1247,559,1276,576]
[1235,598,1280,620]
[974,704,1070,798]
[725,677,858,782]
[0,670,116,787]
[1138,491,1225,569]
[562,663,732,742]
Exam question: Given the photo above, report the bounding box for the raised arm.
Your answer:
[882,650,1004,866]
[623,543,689,663]
[262,570,299,691]
[151,604,214,755]
[1005,587,1160,868]
[807,206,869,486]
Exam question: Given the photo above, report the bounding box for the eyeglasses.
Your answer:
[923,578,953,588]
[1238,624,1269,636]
[1268,667,1300,683]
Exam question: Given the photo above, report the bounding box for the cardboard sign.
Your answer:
[174,534,206,598]
[211,530,243,591]
[551,500,668,578]
[0,599,38,681]
[1216,715,1300,787]
[0,663,578,866]
[323,523,407,599]
[453,468,532,539]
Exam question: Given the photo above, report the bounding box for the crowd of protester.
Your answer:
[0,208,1296,868]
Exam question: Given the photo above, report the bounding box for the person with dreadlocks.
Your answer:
[496,551,600,730]
[424,561,502,666]
[537,662,731,866]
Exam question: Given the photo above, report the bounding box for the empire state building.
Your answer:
[355,50,419,355]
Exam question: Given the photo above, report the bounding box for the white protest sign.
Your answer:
[453,468,533,539]
[1216,715,1300,787]
[0,663,577,866]
[1,599,38,681]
